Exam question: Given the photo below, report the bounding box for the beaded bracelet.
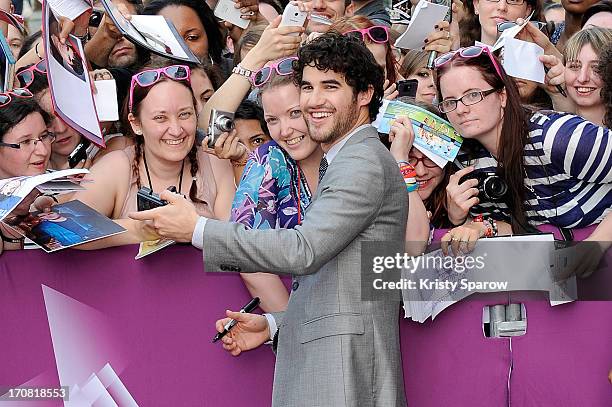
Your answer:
[473,214,498,238]
[397,161,418,193]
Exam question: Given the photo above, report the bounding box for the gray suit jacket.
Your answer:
[203,125,408,406]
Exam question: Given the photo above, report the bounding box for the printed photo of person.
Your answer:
[48,19,87,82]
[0,178,24,217]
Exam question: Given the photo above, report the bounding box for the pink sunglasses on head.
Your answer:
[250,56,298,88]
[434,46,503,79]
[343,25,389,44]
[129,65,191,112]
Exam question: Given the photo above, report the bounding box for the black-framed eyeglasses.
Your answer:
[89,9,104,28]
[497,20,547,33]
[0,132,56,150]
[484,0,526,5]
[408,155,438,168]
[438,89,498,114]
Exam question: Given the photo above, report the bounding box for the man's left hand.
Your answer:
[128,190,199,243]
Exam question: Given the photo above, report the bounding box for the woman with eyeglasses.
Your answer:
[16,61,95,171]
[0,94,54,252]
[70,64,235,248]
[432,46,612,254]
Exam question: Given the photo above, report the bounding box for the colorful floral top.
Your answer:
[231,141,312,230]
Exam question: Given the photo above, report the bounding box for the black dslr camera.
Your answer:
[460,171,508,201]
[137,186,177,211]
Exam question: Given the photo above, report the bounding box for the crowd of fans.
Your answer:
[0,0,611,351]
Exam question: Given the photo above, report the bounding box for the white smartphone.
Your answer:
[214,0,250,29]
[280,3,308,33]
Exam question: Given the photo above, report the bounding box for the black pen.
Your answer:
[212,297,261,343]
[543,66,567,98]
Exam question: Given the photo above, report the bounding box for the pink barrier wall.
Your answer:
[1,242,610,406]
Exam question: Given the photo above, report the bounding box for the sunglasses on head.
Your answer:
[129,65,191,112]
[343,26,389,44]
[16,59,47,88]
[250,57,297,88]
[0,88,33,108]
[434,45,503,79]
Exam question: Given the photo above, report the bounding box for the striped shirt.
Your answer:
[458,111,612,228]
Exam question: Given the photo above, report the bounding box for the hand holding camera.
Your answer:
[446,166,480,225]
[137,186,177,212]
[203,109,248,162]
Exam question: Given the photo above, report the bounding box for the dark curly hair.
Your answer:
[596,42,612,128]
[292,31,384,121]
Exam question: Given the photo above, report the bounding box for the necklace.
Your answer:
[142,151,184,194]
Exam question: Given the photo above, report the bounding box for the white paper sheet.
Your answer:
[130,15,190,59]
[93,79,119,122]
[47,0,91,21]
[394,0,449,50]
[491,11,534,52]
[502,38,545,84]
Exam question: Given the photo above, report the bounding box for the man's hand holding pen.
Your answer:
[214,310,270,356]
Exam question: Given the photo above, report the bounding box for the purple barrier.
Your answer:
[401,226,612,406]
[2,241,611,406]
[0,245,277,406]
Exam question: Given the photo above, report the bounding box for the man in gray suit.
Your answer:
[131,32,408,406]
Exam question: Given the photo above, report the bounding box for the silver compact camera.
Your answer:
[207,109,235,148]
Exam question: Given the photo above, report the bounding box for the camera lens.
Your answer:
[484,176,508,200]
[216,116,235,132]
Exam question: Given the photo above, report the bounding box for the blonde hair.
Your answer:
[564,27,612,63]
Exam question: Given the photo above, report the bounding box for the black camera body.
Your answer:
[460,171,508,201]
[397,79,418,98]
[68,139,91,168]
[137,186,177,211]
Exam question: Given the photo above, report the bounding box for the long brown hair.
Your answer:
[122,72,206,206]
[434,52,532,232]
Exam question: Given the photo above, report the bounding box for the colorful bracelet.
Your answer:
[398,161,418,193]
[472,215,498,238]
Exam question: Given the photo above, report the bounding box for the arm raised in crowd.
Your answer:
[199,16,303,128]
[388,116,431,255]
